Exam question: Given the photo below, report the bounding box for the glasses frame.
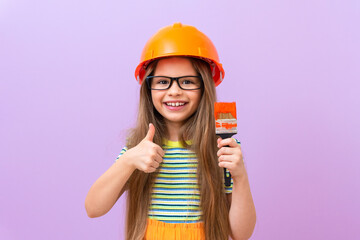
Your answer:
[145,76,203,90]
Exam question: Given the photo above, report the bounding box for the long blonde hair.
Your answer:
[125,57,230,240]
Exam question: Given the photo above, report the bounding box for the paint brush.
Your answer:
[214,102,237,187]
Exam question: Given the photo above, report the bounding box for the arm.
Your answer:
[217,138,256,240]
[227,172,256,240]
[85,155,135,218]
[85,123,164,218]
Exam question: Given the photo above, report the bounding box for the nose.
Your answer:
[167,80,182,95]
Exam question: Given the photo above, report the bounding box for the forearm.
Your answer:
[85,155,135,218]
[229,171,256,240]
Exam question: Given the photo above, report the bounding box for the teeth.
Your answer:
[166,102,185,106]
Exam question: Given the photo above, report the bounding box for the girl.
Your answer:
[85,23,256,240]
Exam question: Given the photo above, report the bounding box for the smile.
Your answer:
[165,102,186,107]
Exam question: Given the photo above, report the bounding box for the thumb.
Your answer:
[217,137,222,147]
[144,123,156,142]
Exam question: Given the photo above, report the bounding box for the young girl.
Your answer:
[85,23,256,240]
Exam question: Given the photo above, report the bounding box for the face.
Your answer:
[151,57,202,126]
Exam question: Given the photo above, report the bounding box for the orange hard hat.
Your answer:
[135,23,225,86]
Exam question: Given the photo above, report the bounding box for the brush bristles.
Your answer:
[218,112,235,119]
[214,102,238,135]
[214,102,237,120]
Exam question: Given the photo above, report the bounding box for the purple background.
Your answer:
[1,0,359,239]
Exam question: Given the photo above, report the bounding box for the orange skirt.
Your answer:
[144,218,205,240]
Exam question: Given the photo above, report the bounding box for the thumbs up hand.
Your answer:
[124,123,165,173]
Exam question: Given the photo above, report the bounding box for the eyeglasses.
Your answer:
[146,76,203,90]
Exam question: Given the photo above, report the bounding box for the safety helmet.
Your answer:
[135,23,225,86]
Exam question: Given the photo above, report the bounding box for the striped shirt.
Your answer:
[116,139,235,223]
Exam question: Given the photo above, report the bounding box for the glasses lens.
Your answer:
[179,76,202,90]
[148,76,202,90]
[150,77,171,90]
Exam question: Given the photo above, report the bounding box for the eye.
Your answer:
[156,78,170,85]
[181,79,195,85]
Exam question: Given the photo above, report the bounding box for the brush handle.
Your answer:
[223,158,232,187]
[217,133,236,187]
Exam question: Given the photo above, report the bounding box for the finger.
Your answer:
[217,146,236,156]
[219,144,241,156]
[154,145,165,158]
[150,159,160,169]
[153,154,163,164]
[144,166,157,173]
[218,138,238,148]
[218,155,234,162]
[141,161,157,173]
[144,123,156,142]
[217,137,222,146]
[218,161,234,169]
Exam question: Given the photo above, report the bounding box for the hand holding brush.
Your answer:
[215,102,244,186]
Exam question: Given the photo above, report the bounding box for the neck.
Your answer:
[165,121,183,141]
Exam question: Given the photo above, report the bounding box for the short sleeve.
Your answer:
[115,146,128,162]
[224,138,241,194]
